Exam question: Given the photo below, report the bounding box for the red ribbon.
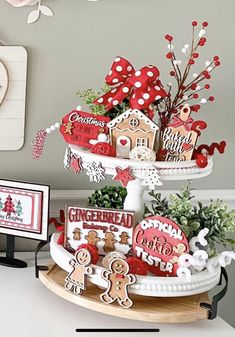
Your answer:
[94,56,167,119]
[168,116,194,131]
[49,210,65,245]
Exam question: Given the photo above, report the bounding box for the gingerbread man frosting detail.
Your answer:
[100,258,136,308]
[64,248,93,295]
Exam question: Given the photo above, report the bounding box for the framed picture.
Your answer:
[64,205,135,255]
[0,179,50,241]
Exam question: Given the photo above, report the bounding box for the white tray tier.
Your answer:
[70,145,213,181]
[51,233,221,298]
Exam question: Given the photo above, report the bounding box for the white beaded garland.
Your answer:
[55,122,60,128]
[50,125,56,131]
[46,128,51,134]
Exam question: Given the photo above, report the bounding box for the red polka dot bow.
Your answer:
[94,56,167,119]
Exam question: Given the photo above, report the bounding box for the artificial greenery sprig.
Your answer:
[88,186,127,209]
[145,185,235,256]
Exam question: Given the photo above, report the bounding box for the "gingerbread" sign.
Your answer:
[132,215,189,276]
[65,206,135,256]
[60,110,110,149]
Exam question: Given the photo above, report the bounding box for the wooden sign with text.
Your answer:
[133,215,189,276]
[157,105,197,162]
[60,110,110,149]
[64,205,135,255]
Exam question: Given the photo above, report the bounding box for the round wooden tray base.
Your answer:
[39,263,211,323]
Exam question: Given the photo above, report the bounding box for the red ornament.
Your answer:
[126,257,148,276]
[192,21,198,26]
[113,167,135,187]
[202,21,208,27]
[166,52,173,59]
[195,153,208,168]
[165,34,173,42]
[91,142,116,157]
[76,243,99,265]
[133,216,189,276]
[193,53,199,58]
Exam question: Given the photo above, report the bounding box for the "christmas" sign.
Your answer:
[133,215,189,276]
[60,110,110,148]
[65,205,135,255]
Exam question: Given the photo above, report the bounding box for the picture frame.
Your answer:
[0,179,50,241]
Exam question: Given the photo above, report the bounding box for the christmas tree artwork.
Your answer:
[0,197,3,212]
[16,200,23,217]
[2,195,16,216]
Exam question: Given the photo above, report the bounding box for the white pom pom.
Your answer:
[50,125,56,131]
[55,122,60,128]
[198,29,206,37]
[76,105,82,110]
[46,128,51,134]
[168,44,174,50]
[200,98,207,104]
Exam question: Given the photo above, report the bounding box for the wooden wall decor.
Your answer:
[0,46,27,151]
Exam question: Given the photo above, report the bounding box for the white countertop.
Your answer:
[0,252,234,337]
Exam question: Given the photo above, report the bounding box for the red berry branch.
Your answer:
[155,21,220,127]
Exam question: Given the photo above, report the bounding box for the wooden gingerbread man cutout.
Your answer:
[119,231,129,245]
[64,248,93,295]
[73,227,81,241]
[85,230,100,247]
[102,232,117,253]
[100,258,136,308]
[158,104,198,162]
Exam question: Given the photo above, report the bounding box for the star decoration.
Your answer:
[63,121,74,135]
[86,161,105,183]
[113,167,135,187]
[70,156,82,174]
[141,169,162,190]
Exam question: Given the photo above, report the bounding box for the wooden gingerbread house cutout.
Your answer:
[107,109,159,158]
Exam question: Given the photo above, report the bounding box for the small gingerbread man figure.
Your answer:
[102,232,117,253]
[170,243,187,264]
[85,230,100,247]
[100,258,136,308]
[73,227,81,241]
[119,231,129,245]
[63,121,74,135]
[64,248,93,295]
